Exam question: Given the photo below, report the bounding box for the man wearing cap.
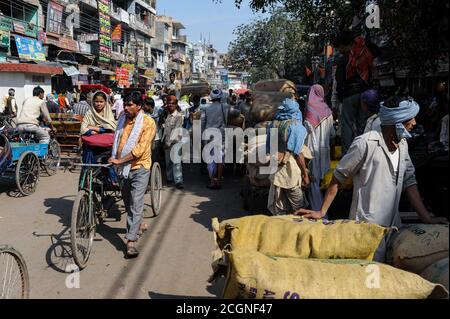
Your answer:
[296,96,447,261]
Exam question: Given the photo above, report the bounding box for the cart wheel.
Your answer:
[147,162,162,218]
[242,176,251,211]
[71,191,95,270]
[44,139,61,176]
[15,152,40,196]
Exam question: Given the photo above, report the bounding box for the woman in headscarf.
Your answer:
[266,98,311,215]
[80,91,117,166]
[81,91,117,136]
[304,84,334,211]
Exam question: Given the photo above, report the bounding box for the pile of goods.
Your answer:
[210,215,449,299]
[180,81,210,97]
[250,79,297,124]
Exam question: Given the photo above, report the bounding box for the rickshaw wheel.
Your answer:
[16,152,40,196]
[147,162,162,218]
[44,139,61,176]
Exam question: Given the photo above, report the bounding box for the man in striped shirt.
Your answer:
[71,92,90,116]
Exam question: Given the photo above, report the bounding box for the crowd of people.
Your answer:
[1,31,448,262]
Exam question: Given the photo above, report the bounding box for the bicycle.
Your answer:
[70,155,163,269]
[0,245,30,299]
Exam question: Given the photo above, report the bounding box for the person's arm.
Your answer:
[295,136,368,218]
[296,177,341,219]
[40,102,56,131]
[295,153,310,187]
[405,185,447,224]
[11,99,17,116]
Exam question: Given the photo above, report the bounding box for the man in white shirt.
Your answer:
[296,96,447,261]
[16,86,56,144]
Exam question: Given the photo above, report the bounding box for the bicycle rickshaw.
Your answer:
[70,151,163,269]
[0,127,61,196]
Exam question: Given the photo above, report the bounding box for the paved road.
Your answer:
[0,164,250,299]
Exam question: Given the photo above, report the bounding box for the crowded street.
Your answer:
[0,0,449,305]
[0,164,245,298]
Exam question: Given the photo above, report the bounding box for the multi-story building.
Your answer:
[155,15,188,83]
[0,0,158,94]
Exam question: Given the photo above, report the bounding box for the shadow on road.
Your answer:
[42,195,128,269]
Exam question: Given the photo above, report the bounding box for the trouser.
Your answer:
[341,93,369,155]
[122,167,151,242]
[17,124,50,144]
[267,184,308,216]
[165,147,183,184]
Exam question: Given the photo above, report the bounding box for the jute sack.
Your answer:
[223,250,449,299]
[387,224,449,274]
[251,91,293,123]
[421,258,449,293]
[212,215,391,261]
[252,79,297,95]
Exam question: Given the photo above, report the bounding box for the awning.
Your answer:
[23,0,40,7]
[101,70,115,76]
[63,66,80,77]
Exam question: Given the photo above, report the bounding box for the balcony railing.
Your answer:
[0,16,38,38]
[172,35,187,43]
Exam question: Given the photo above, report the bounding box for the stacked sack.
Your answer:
[243,131,271,188]
[242,80,299,188]
[250,79,297,124]
[210,215,449,299]
[387,224,449,292]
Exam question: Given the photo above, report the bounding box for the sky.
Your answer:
[157,0,267,53]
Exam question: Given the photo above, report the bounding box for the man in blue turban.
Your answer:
[296,96,447,261]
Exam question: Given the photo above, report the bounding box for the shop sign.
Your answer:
[0,30,10,48]
[98,0,111,63]
[111,24,122,41]
[14,35,46,61]
[46,1,64,36]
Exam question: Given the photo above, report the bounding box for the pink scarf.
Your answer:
[305,84,332,128]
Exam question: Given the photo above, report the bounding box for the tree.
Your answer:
[222,0,449,74]
[228,9,313,83]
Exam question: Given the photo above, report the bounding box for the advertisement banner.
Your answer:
[111,24,122,41]
[46,1,64,36]
[14,35,46,61]
[98,0,111,63]
[0,30,10,48]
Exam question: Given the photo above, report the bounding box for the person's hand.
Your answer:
[294,209,325,220]
[302,174,311,188]
[422,216,448,225]
[108,157,121,166]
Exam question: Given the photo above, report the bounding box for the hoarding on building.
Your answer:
[98,0,111,63]
[111,24,122,41]
[14,35,46,61]
[46,1,64,36]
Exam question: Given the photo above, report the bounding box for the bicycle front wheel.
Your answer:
[0,245,30,299]
[71,190,95,270]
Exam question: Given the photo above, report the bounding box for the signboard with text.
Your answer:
[111,24,122,41]
[14,35,46,61]
[46,1,64,36]
[98,0,111,63]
